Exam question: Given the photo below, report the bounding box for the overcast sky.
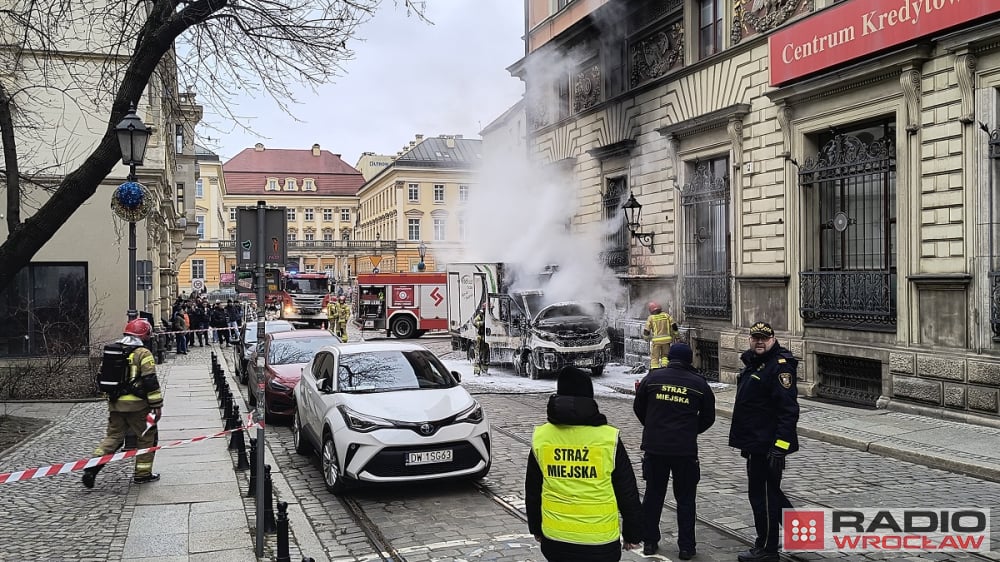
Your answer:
[200,1,526,166]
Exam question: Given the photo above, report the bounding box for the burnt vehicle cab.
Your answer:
[511,291,611,379]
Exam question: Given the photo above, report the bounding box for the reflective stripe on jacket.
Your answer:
[531,423,620,545]
[645,312,674,344]
[115,347,163,409]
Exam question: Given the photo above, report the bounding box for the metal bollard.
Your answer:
[228,405,242,450]
[247,437,257,497]
[234,425,250,471]
[276,501,290,562]
[263,464,276,533]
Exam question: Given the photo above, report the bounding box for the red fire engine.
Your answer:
[273,271,331,327]
[354,272,447,338]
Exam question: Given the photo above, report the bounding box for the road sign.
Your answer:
[192,278,205,292]
[370,256,383,269]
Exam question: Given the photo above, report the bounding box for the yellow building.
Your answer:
[356,135,482,273]
[177,149,228,295]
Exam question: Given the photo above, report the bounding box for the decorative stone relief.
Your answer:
[573,62,602,114]
[954,52,977,124]
[728,117,744,168]
[733,0,811,43]
[775,103,793,159]
[665,133,681,185]
[900,67,921,134]
[629,22,684,88]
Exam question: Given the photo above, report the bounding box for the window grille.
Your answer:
[682,159,731,319]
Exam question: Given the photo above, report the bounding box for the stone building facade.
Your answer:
[513,0,1000,418]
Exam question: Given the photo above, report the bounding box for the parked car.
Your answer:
[247,329,342,419]
[234,319,295,384]
[293,341,491,494]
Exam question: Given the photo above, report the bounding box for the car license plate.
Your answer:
[574,358,593,366]
[405,449,453,466]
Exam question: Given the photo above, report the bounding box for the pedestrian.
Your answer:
[225,299,241,340]
[171,306,188,355]
[190,302,208,347]
[642,301,678,370]
[525,367,642,561]
[336,295,351,342]
[83,319,163,487]
[211,302,230,347]
[473,304,489,375]
[327,293,340,334]
[729,321,800,562]
[633,342,715,559]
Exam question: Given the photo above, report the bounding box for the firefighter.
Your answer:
[336,295,351,342]
[642,301,678,370]
[327,293,340,333]
[83,319,163,487]
[473,304,488,375]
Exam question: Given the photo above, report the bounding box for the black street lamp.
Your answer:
[112,103,152,320]
[622,191,655,252]
[373,232,382,273]
[417,241,427,271]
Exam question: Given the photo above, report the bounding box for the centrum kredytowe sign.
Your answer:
[769,0,1000,86]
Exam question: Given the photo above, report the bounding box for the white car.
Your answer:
[293,341,491,494]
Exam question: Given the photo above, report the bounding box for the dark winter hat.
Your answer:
[667,342,693,364]
[556,367,594,399]
[749,321,774,338]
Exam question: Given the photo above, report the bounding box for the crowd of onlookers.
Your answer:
[164,294,255,354]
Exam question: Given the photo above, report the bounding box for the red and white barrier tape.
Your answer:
[0,419,264,485]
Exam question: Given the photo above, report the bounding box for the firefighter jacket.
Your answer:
[728,341,800,455]
[336,303,351,323]
[111,346,163,413]
[327,301,340,322]
[643,312,676,343]
[525,395,642,560]
[633,360,716,456]
[473,312,485,338]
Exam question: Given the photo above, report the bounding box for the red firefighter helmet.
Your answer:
[647,301,662,314]
[338,295,346,303]
[124,318,152,340]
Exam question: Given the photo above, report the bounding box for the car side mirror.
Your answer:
[320,377,334,393]
[451,370,462,383]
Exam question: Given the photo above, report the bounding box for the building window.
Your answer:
[799,119,897,328]
[408,183,419,202]
[433,218,446,241]
[459,184,469,202]
[288,231,297,242]
[602,177,629,272]
[304,208,314,221]
[681,158,732,319]
[195,178,204,198]
[458,217,467,240]
[303,232,314,242]
[434,184,445,202]
[340,208,350,222]
[196,215,205,240]
[285,178,297,191]
[267,178,278,191]
[303,179,315,191]
[287,208,296,221]
[229,207,237,221]
[323,231,333,241]
[323,208,333,221]
[230,229,236,241]
[699,0,723,59]
[0,263,89,357]
[176,183,185,214]
[408,219,421,241]
[175,124,184,154]
[191,259,205,281]
[342,230,351,241]
[304,264,316,272]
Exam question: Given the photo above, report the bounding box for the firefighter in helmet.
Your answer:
[473,303,489,375]
[327,292,341,334]
[83,319,163,488]
[642,301,678,370]
[336,295,351,342]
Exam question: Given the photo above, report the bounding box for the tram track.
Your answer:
[336,489,408,562]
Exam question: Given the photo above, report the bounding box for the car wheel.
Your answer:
[528,359,541,380]
[590,366,605,377]
[322,433,347,495]
[391,316,416,339]
[293,411,309,455]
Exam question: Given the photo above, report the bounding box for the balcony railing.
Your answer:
[683,273,731,319]
[218,240,397,252]
[800,270,896,329]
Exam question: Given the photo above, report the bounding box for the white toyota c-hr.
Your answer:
[293,341,491,494]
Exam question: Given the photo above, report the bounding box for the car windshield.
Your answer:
[245,322,293,343]
[337,350,456,393]
[268,336,339,365]
[286,278,327,294]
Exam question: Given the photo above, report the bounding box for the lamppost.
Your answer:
[373,232,382,274]
[622,191,655,252]
[112,104,152,320]
[417,241,427,271]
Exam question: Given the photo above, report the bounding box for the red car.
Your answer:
[247,329,342,420]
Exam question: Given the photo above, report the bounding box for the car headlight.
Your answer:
[337,405,394,432]
[268,380,291,392]
[455,401,484,424]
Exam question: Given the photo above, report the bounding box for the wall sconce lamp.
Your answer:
[622,191,655,252]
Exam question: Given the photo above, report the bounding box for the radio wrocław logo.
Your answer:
[784,508,990,552]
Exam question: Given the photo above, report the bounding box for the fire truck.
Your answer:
[354,272,447,338]
[274,271,331,327]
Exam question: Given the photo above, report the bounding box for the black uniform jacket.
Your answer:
[728,342,800,455]
[633,360,716,456]
[525,395,643,561]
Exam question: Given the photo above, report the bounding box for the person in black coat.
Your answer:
[525,367,642,562]
[729,321,800,562]
[633,342,715,559]
[210,303,230,347]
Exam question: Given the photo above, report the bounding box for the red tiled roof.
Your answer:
[223,147,364,196]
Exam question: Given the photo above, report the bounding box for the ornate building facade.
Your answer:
[513,0,1000,418]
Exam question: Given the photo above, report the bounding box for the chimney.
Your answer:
[409,141,416,147]
[445,137,456,149]
[254,143,265,152]
[415,134,424,141]
[311,143,321,156]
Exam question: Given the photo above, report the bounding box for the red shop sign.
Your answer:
[769,0,1000,86]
